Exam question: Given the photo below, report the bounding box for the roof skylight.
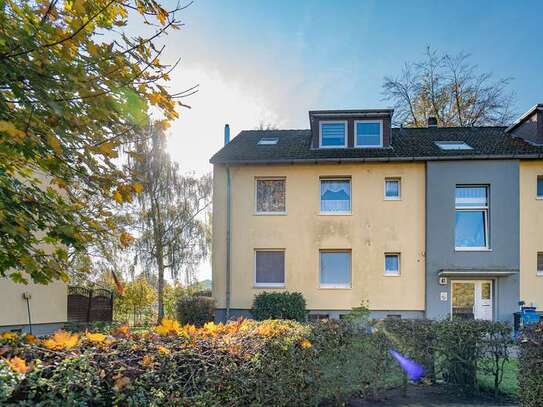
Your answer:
[435,141,473,151]
[257,137,279,145]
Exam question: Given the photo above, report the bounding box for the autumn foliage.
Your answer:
[0,319,344,405]
[0,0,191,284]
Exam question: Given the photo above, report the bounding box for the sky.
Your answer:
[133,0,543,280]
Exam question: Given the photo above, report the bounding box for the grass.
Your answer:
[478,357,519,397]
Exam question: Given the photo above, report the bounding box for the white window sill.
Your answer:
[319,145,348,149]
[319,284,351,289]
[319,212,352,216]
[537,272,543,277]
[254,212,287,216]
[536,197,543,200]
[384,197,401,201]
[384,272,401,277]
[354,145,383,149]
[254,284,285,289]
[455,247,492,252]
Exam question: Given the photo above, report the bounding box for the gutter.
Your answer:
[224,125,231,321]
[226,166,231,320]
[211,153,543,166]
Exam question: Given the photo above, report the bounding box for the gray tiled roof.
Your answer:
[210,127,543,164]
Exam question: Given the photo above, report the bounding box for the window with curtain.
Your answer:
[385,178,401,200]
[320,179,351,213]
[256,178,285,213]
[455,186,489,249]
[355,120,382,147]
[385,253,400,275]
[255,250,285,287]
[320,122,346,147]
[320,251,351,288]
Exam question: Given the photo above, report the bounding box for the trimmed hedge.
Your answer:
[0,319,341,406]
[381,318,513,395]
[251,291,306,322]
[519,323,543,407]
[176,295,215,326]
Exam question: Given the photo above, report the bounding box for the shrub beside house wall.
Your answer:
[176,296,215,326]
[519,323,543,407]
[251,291,306,321]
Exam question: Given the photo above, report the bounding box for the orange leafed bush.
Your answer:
[7,356,29,374]
[42,330,79,350]
[85,332,107,344]
[154,319,181,336]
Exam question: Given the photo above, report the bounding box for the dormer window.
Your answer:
[355,120,383,148]
[319,121,347,148]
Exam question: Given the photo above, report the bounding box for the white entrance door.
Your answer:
[451,280,493,320]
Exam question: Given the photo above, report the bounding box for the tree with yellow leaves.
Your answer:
[0,0,196,284]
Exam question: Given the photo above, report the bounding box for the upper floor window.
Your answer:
[384,178,401,200]
[256,178,285,214]
[320,178,351,214]
[537,176,543,198]
[355,120,382,148]
[255,250,285,287]
[455,186,489,250]
[537,252,543,276]
[319,121,347,148]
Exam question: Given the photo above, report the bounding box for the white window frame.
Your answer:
[537,252,543,277]
[254,249,286,288]
[319,250,352,289]
[319,177,352,215]
[455,185,490,251]
[319,120,348,149]
[354,119,383,148]
[384,253,401,276]
[254,177,287,215]
[384,178,401,200]
[435,141,473,151]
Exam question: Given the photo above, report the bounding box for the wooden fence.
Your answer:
[67,286,114,324]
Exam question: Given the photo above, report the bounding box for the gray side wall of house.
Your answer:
[215,308,424,322]
[426,160,520,322]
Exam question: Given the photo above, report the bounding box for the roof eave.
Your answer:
[210,153,543,166]
[505,104,543,133]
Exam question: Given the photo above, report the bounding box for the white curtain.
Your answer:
[320,180,351,212]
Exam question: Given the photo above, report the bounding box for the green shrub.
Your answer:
[176,296,215,326]
[382,318,437,382]
[251,291,306,321]
[519,323,543,407]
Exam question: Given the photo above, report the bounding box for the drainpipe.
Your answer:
[224,124,232,320]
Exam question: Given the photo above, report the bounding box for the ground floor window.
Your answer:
[319,250,351,288]
[254,250,285,287]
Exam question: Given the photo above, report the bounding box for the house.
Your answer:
[210,105,543,322]
[0,171,68,336]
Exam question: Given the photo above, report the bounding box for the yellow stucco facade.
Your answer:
[212,162,426,313]
[519,161,543,310]
[0,278,67,327]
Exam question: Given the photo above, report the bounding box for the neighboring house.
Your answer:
[210,105,543,322]
[0,279,67,335]
[0,171,68,335]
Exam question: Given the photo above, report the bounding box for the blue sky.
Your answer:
[156,0,543,174]
[140,0,543,279]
